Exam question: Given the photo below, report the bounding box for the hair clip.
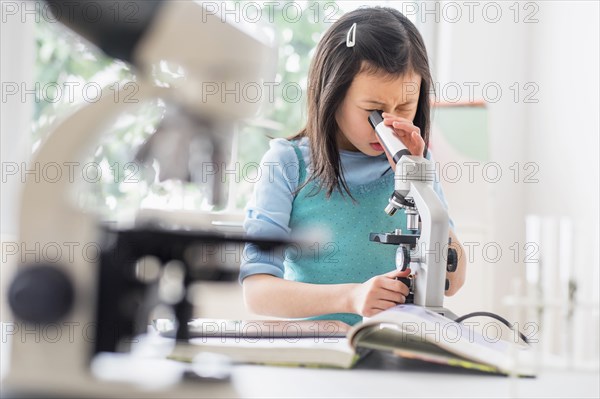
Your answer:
[346,23,357,48]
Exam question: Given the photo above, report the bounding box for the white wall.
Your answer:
[525,1,599,364]
[430,1,532,314]
[526,1,599,301]
[431,1,599,362]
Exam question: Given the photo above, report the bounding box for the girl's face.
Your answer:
[335,67,422,155]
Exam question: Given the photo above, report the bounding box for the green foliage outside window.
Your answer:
[31,1,354,218]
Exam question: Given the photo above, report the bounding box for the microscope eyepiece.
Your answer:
[368,110,412,163]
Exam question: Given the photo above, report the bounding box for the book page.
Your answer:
[154,318,351,339]
[168,336,358,369]
[348,304,534,375]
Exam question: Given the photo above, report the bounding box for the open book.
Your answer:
[155,305,535,376]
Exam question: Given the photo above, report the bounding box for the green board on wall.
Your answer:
[432,106,489,162]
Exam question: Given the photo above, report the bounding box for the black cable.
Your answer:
[455,311,530,345]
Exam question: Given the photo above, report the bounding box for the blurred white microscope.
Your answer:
[4,1,288,397]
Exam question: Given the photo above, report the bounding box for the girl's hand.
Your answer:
[349,268,411,317]
[380,112,425,170]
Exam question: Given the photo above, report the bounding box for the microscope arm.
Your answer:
[405,181,450,309]
[8,82,167,392]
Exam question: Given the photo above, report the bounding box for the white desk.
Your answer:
[231,351,599,398]
[2,329,599,398]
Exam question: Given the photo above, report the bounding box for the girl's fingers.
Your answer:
[390,122,420,139]
[384,267,411,278]
[410,131,425,155]
[394,131,424,156]
[376,285,407,302]
[383,118,425,156]
[382,112,413,122]
[383,118,417,133]
[379,115,425,157]
[381,278,410,296]
[382,113,416,125]
[383,119,422,141]
[390,119,418,129]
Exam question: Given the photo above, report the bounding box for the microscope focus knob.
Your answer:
[446,248,458,273]
[8,265,74,323]
[395,246,410,271]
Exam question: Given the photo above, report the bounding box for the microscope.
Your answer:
[368,110,458,320]
[4,1,289,397]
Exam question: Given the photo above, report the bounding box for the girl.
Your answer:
[240,7,466,326]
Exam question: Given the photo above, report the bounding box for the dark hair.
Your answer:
[290,7,433,199]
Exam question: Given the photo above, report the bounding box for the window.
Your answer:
[31,1,419,220]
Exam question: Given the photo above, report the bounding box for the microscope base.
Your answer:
[3,353,238,399]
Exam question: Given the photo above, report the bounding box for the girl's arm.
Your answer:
[243,275,355,318]
[243,268,411,318]
[243,232,464,319]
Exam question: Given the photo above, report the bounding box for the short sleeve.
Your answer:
[238,139,300,283]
